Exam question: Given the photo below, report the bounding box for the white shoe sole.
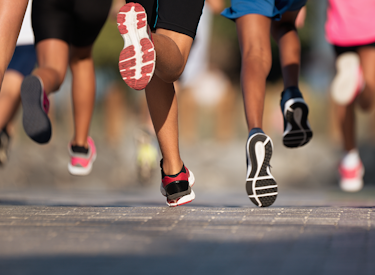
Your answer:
[331,52,361,105]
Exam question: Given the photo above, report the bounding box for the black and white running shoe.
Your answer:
[246,128,277,207]
[280,86,313,148]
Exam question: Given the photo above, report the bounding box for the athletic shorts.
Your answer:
[222,0,307,21]
[32,0,112,47]
[132,0,205,39]
[334,41,375,57]
[7,45,37,76]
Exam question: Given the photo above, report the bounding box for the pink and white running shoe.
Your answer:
[339,160,364,192]
[117,2,155,90]
[159,160,196,207]
[68,137,97,176]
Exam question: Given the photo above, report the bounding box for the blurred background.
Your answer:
[1,0,375,198]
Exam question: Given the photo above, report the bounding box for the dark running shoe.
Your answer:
[0,129,10,166]
[159,160,195,207]
[246,128,277,207]
[280,86,313,148]
[21,75,51,144]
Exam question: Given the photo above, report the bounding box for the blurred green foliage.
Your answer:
[93,18,123,70]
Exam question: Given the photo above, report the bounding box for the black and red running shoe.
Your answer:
[159,160,195,207]
[117,2,155,90]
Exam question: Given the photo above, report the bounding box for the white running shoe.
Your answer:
[331,52,363,105]
[339,150,364,192]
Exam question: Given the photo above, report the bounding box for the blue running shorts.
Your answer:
[222,0,307,21]
[7,45,37,76]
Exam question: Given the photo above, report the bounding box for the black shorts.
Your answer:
[32,0,112,47]
[334,41,375,57]
[134,0,204,39]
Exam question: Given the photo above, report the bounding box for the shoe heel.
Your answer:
[165,181,191,200]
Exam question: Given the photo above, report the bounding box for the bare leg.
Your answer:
[152,29,193,83]
[70,46,96,148]
[146,29,193,175]
[271,10,301,90]
[33,39,69,94]
[336,102,356,152]
[236,14,272,131]
[357,46,375,111]
[0,71,23,131]
[0,0,28,87]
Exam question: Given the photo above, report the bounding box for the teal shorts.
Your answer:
[222,0,307,21]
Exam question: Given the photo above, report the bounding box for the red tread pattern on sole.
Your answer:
[119,59,136,72]
[117,14,127,34]
[137,13,146,29]
[133,3,144,12]
[141,64,154,74]
[140,39,154,62]
[119,46,135,61]
[120,68,136,79]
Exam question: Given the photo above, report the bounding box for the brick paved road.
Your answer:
[1,127,375,275]
[1,188,375,275]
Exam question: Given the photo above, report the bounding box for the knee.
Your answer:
[159,71,183,83]
[156,64,184,83]
[241,46,272,72]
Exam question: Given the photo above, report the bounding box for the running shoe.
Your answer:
[246,128,277,207]
[0,129,10,166]
[117,2,155,90]
[339,153,364,192]
[280,86,313,148]
[331,52,363,105]
[159,159,195,207]
[68,137,97,176]
[20,75,51,144]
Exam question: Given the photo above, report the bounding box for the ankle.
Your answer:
[161,159,184,175]
[71,139,88,148]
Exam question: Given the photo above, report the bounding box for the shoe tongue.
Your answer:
[71,145,89,154]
